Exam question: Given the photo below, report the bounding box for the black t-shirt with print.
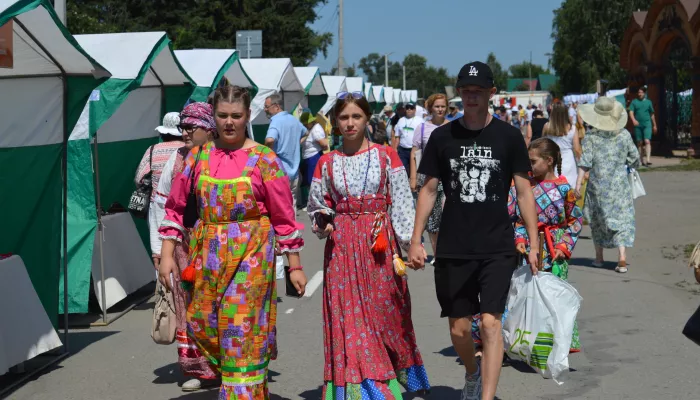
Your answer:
[418,117,531,259]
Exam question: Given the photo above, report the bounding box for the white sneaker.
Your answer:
[182,378,201,392]
[461,365,482,400]
[182,378,220,392]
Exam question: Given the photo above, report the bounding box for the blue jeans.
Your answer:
[397,146,412,178]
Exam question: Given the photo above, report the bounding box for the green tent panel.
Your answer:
[62,31,194,314]
[0,0,109,325]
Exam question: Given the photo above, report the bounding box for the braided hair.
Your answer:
[529,137,562,176]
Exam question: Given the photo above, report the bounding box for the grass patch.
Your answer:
[640,159,700,172]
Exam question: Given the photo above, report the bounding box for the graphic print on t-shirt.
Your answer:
[449,144,501,203]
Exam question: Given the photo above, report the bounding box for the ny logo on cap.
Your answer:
[469,66,478,76]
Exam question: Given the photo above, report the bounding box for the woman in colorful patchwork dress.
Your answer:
[308,92,431,399]
[152,102,216,391]
[508,137,584,352]
[158,86,308,399]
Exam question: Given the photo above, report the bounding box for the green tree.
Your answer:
[323,65,357,77]
[551,0,652,93]
[486,53,509,91]
[357,53,453,98]
[508,61,548,79]
[67,0,333,67]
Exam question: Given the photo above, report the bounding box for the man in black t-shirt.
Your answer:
[408,62,540,400]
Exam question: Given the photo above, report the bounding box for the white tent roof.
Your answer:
[294,67,326,96]
[372,85,385,103]
[384,87,394,105]
[320,75,347,115]
[345,77,364,94]
[240,58,304,124]
[409,90,418,102]
[401,91,411,103]
[75,32,190,87]
[392,89,402,104]
[174,49,253,89]
[0,0,107,77]
[240,58,303,94]
[364,82,374,100]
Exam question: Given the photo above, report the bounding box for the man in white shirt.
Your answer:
[393,102,424,177]
[525,104,535,124]
[568,102,578,124]
[416,100,428,120]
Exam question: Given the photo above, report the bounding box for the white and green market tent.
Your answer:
[240,58,304,143]
[364,81,376,102]
[392,89,403,106]
[384,87,395,107]
[371,85,386,113]
[293,66,327,115]
[409,90,418,103]
[320,75,347,115]
[174,49,256,102]
[0,0,108,326]
[401,90,411,103]
[345,77,366,100]
[63,31,194,314]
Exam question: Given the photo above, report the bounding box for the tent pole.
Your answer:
[91,138,107,323]
[61,58,69,353]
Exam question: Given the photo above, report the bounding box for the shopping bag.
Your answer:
[682,304,700,346]
[503,265,582,384]
[628,168,646,199]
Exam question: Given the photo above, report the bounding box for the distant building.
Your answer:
[620,0,698,154]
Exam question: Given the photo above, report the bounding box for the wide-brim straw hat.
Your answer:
[578,96,628,131]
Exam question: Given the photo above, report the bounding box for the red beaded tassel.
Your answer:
[370,213,389,253]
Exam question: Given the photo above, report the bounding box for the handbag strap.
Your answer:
[149,144,154,172]
[420,123,426,152]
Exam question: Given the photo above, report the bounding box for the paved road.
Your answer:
[6,171,700,400]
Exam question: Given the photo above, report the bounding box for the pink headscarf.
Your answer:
[180,102,216,132]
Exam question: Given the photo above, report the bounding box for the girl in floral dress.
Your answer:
[508,137,584,352]
[308,92,431,399]
[158,86,307,399]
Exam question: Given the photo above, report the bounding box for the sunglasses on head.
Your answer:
[337,91,364,100]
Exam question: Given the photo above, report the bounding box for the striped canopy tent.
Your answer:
[320,75,347,115]
[0,0,109,325]
[240,58,304,143]
[371,85,386,114]
[293,66,328,115]
[174,49,256,103]
[64,31,194,314]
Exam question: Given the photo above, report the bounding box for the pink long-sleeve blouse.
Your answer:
[158,144,304,252]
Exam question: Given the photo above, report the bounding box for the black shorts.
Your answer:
[434,256,517,318]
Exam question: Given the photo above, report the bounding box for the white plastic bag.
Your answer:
[503,266,582,384]
[628,168,646,199]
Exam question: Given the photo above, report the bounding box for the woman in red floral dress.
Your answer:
[307,92,430,399]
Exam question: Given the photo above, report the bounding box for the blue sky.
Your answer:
[309,0,563,76]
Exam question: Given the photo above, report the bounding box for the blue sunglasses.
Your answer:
[337,91,364,100]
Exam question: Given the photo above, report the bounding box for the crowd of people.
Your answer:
[133,58,644,399]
